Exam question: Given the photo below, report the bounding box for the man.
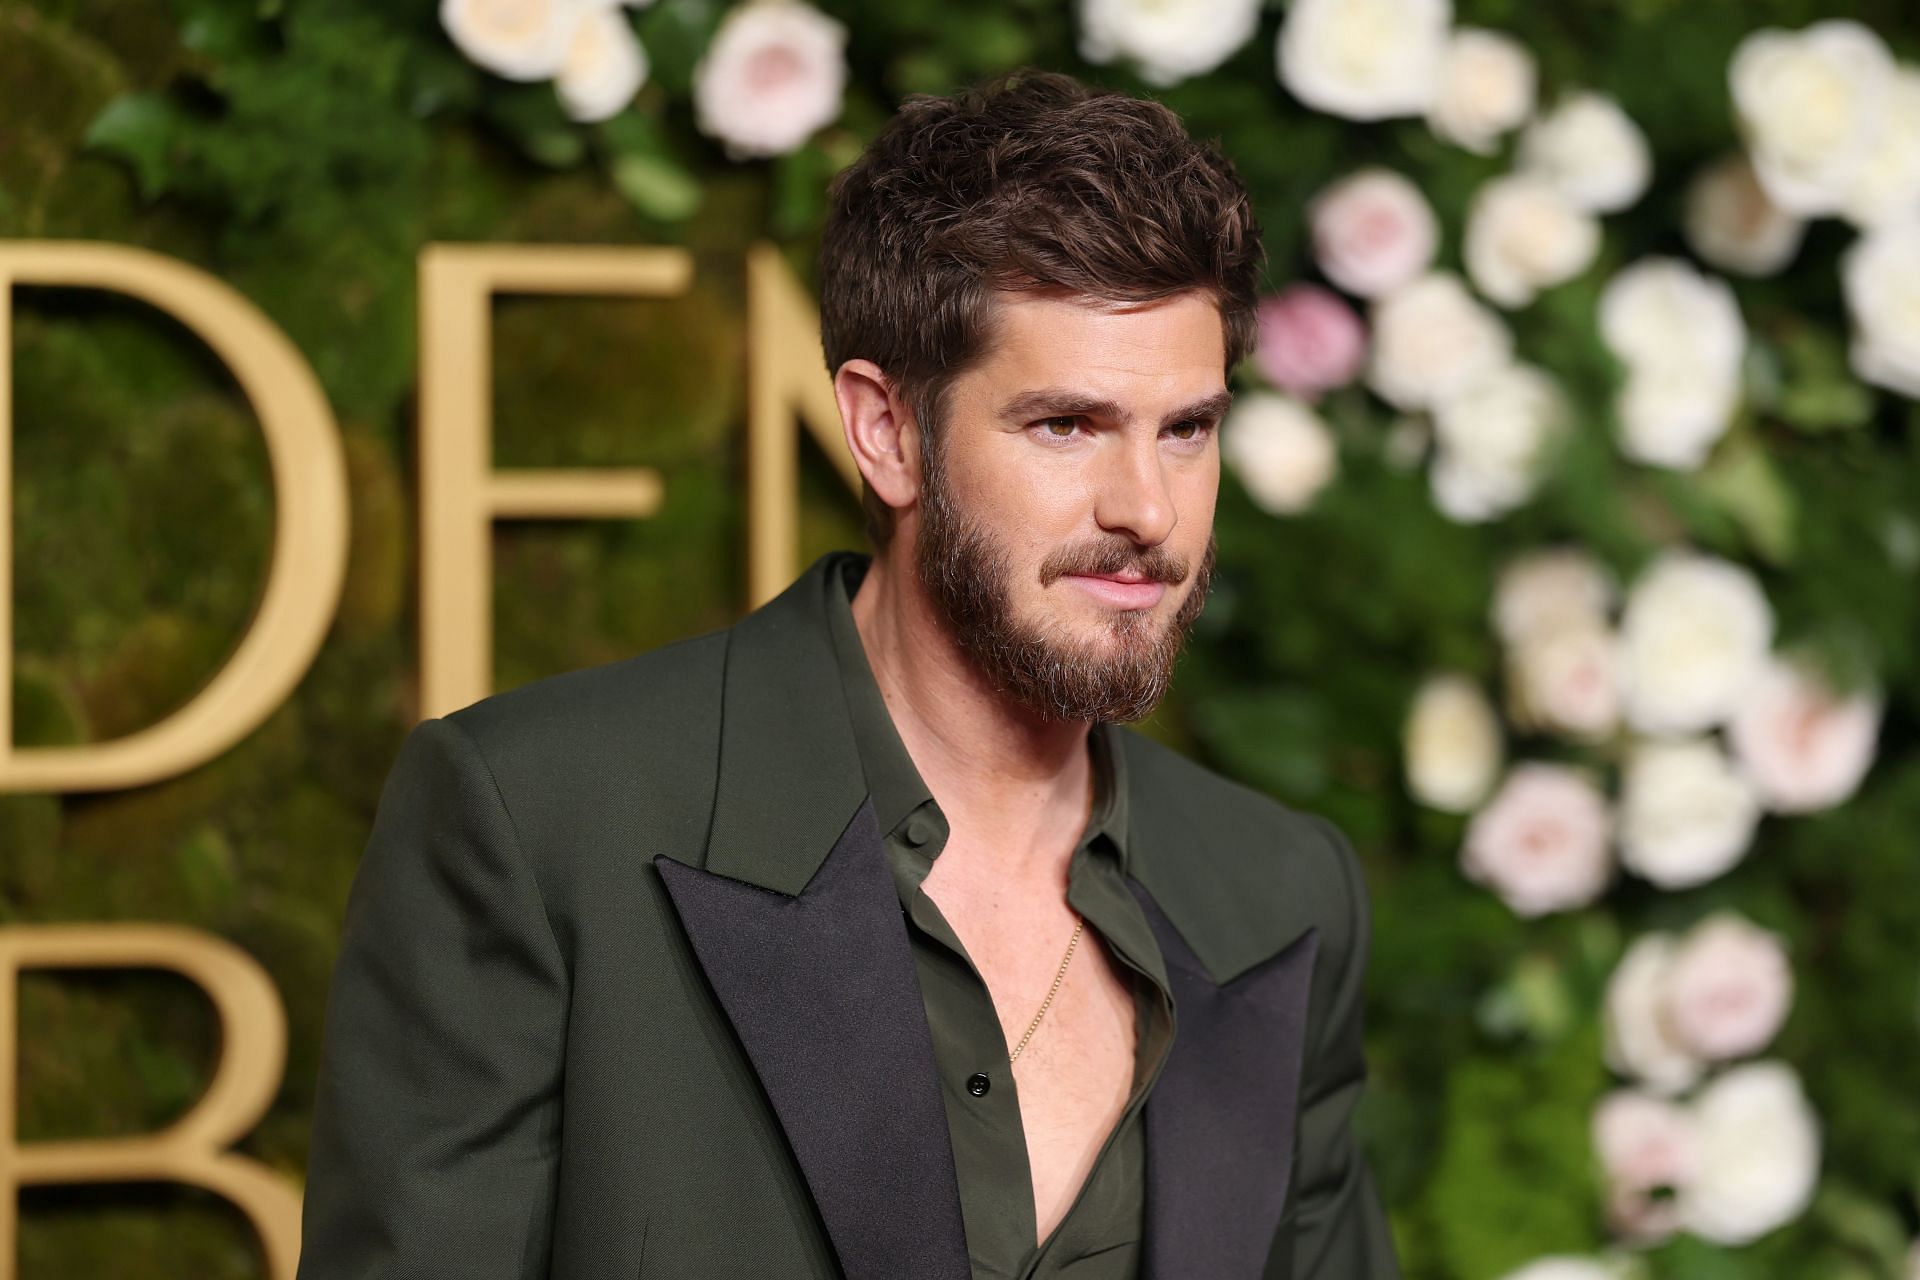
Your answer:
[297,68,1399,1280]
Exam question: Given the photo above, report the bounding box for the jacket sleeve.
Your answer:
[1267,814,1401,1280]
[297,716,569,1280]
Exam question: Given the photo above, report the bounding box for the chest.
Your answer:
[923,869,1142,1243]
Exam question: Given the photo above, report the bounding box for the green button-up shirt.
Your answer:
[823,557,1177,1280]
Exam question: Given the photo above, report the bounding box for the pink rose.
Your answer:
[1309,168,1440,298]
[1255,285,1368,401]
[1727,653,1882,813]
[1665,912,1793,1061]
[1593,1088,1700,1244]
[1461,763,1614,916]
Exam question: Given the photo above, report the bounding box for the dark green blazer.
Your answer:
[295,552,1401,1279]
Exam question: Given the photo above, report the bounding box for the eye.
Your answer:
[1036,416,1083,439]
[1165,419,1214,442]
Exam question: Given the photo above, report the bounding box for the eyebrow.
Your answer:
[996,387,1234,427]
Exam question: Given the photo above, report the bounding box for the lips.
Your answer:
[1062,572,1168,610]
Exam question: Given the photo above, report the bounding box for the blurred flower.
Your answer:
[1077,0,1262,87]
[1683,154,1806,277]
[1427,26,1536,155]
[1604,933,1705,1095]
[1727,653,1882,812]
[693,0,848,160]
[1843,66,1920,228]
[441,0,582,81]
[1593,1088,1700,1244]
[1277,0,1450,121]
[1220,392,1339,515]
[1493,548,1616,646]
[1841,218,1920,397]
[1618,737,1761,890]
[1367,272,1512,410]
[1255,285,1368,401]
[1679,1061,1821,1244]
[1497,1260,1628,1280]
[1518,91,1653,214]
[1429,361,1570,522]
[1618,551,1773,733]
[1599,258,1746,470]
[1404,673,1503,812]
[1308,169,1439,298]
[1665,912,1793,1061]
[1730,19,1895,216]
[1509,624,1620,741]
[1461,762,1613,917]
[556,4,649,122]
[1464,173,1601,308]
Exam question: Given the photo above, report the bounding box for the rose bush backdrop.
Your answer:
[7,0,1920,1276]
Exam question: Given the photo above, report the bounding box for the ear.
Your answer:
[834,359,922,516]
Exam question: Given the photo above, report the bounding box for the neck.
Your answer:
[850,548,1094,886]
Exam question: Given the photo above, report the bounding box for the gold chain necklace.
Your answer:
[1008,914,1084,1063]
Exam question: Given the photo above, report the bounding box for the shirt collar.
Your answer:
[822,553,1132,873]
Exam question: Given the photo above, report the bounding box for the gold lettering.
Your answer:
[743,243,858,606]
[417,245,691,717]
[0,243,350,793]
[0,924,302,1280]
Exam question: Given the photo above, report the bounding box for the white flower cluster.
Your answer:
[440,0,654,123]
[1717,20,1920,396]
[442,0,848,155]
[1404,546,1881,912]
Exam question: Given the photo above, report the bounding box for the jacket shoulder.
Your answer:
[1118,729,1365,979]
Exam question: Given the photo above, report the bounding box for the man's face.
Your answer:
[910,288,1226,723]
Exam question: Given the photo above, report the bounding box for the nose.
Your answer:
[1092,432,1177,547]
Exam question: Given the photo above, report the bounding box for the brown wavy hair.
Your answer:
[818,67,1266,547]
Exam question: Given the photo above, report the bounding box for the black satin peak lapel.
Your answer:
[1131,878,1322,1280]
[653,798,970,1280]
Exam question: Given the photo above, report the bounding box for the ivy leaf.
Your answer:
[612,151,701,222]
[82,93,187,200]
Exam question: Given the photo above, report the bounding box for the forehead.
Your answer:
[965,288,1228,392]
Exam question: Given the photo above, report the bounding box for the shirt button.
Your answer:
[905,814,938,847]
[966,1072,991,1097]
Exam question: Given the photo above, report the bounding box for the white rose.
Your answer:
[1603,933,1705,1095]
[1309,169,1440,299]
[1614,362,1744,472]
[555,4,648,122]
[1368,272,1513,411]
[1428,26,1536,155]
[1498,1261,1628,1280]
[1592,1088,1701,1244]
[1618,551,1773,734]
[693,0,848,160]
[1600,257,1747,374]
[1841,218,1920,398]
[1684,153,1807,278]
[1518,91,1653,214]
[1727,653,1882,812]
[1464,174,1602,309]
[441,0,582,81]
[1221,392,1340,515]
[1404,672,1503,812]
[1618,736,1762,890]
[1679,1061,1821,1244]
[1730,20,1896,216]
[1276,0,1451,122]
[1493,547,1616,645]
[1509,624,1620,741]
[1077,0,1262,87]
[1665,912,1793,1061]
[1429,362,1571,522]
[1461,763,1613,917]
[1842,65,1920,228]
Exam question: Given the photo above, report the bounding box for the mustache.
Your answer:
[1038,538,1191,588]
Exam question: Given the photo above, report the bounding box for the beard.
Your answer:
[913,453,1215,724]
